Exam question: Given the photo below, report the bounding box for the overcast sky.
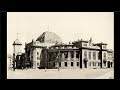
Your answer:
[7,12,114,55]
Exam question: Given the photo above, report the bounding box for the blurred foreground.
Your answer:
[7,68,113,79]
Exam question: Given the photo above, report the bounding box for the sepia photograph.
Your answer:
[7,12,114,79]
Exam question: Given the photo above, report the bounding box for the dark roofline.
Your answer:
[13,43,22,45]
[80,40,88,43]
[51,44,75,47]
[72,40,88,43]
[94,42,107,45]
[31,46,46,48]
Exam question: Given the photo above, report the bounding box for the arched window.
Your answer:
[89,52,91,59]
[84,51,87,59]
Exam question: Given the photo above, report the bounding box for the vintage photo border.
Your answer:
[0,1,119,81]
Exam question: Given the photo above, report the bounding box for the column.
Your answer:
[73,51,76,60]
[62,53,65,59]
[67,51,71,60]
[56,62,59,68]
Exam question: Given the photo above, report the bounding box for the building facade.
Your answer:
[45,40,114,69]
[13,31,114,69]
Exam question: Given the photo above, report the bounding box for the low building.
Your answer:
[7,54,13,69]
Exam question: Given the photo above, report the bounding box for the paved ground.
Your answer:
[7,68,114,79]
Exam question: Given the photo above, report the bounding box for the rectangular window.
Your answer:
[77,62,79,66]
[93,52,96,60]
[71,62,73,66]
[89,52,91,59]
[71,51,74,58]
[59,62,61,67]
[76,51,79,58]
[37,52,39,55]
[65,52,68,59]
[89,62,91,66]
[65,62,67,67]
[37,57,40,60]
[84,44,87,47]
[104,62,106,66]
[103,45,106,49]
[53,62,55,67]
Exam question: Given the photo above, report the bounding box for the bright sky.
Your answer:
[7,12,114,55]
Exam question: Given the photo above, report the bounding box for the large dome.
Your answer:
[36,31,62,44]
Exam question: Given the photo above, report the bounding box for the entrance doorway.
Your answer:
[107,61,111,68]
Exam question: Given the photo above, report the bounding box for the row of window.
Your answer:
[52,46,76,49]
[37,51,106,60]
[64,52,79,58]
[33,62,102,67]
[52,62,79,67]
[84,51,106,60]
[84,51,97,60]
[49,51,79,60]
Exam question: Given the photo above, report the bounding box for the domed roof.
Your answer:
[13,38,22,45]
[36,31,62,44]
